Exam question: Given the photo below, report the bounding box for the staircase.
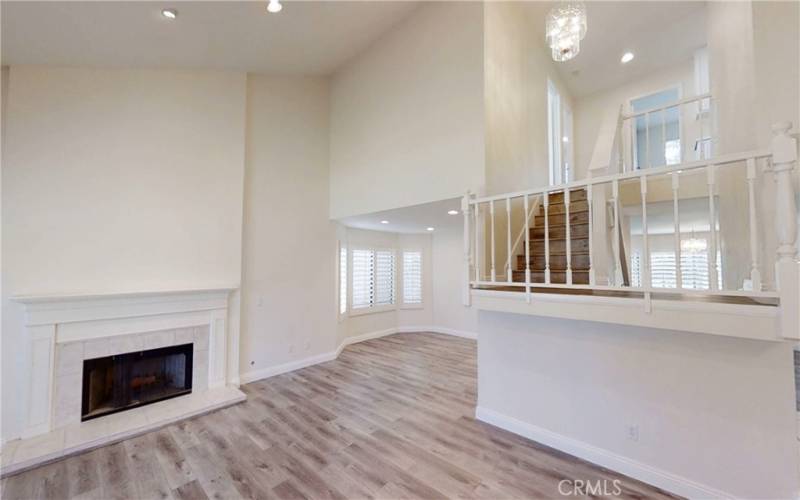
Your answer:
[512,188,590,285]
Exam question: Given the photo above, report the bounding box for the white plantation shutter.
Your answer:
[631,245,722,290]
[352,249,374,309]
[339,246,347,315]
[630,252,641,288]
[402,251,423,305]
[650,252,677,288]
[375,250,395,306]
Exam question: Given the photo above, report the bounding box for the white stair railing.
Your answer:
[462,122,798,315]
[503,197,541,279]
[615,93,714,173]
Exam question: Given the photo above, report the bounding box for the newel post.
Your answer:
[773,122,798,264]
[772,122,800,339]
[462,191,472,306]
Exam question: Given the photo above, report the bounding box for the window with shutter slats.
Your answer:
[402,251,422,305]
[630,244,723,290]
[375,250,395,306]
[650,252,677,288]
[352,249,374,309]
[351,248,395,310]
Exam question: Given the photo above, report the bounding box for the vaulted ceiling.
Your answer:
[1,1,419,75]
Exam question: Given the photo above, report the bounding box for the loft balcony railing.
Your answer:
[608,93,715,175]
[461,122,799,339]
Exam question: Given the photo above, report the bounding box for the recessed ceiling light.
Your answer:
[161,8,177,19]
[267,0,282,13]
[621,52,635,64]
[380,220,389,224]
[426,227,435,231]
[447,210,459,215]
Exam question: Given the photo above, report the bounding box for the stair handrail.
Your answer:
[618,92,713,172]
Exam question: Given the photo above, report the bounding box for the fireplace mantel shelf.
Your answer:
[11,287,239,328]
[11,286,239,304]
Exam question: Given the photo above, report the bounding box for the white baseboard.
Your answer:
[475,406,735,500]
[335,327,398,356]
[239,350,338,384]
[398,325,477,339]
[239,325,476,385]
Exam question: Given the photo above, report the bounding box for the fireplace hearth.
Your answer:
[81,343,193,421]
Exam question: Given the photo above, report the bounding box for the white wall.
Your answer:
[1,66,246,442]
[477,311,798,498]
[484,2,574,195]
[239,75,338,379]
[329,1,485,219]
[752,1,800,150]
[432,224,477,334]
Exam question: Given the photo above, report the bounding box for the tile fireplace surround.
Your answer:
[1,288,245,477]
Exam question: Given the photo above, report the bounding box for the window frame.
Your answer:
[547,79,563,186]
[338,241,348,320]
[400,249,424,309]
[349,246,397,317]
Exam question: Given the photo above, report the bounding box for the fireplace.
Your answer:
[81,343,193,421]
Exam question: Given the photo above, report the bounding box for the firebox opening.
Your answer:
[81,343,193,421]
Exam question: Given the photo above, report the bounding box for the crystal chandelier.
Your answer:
[546,2,588,62]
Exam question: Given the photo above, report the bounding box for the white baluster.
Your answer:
[506,197,512,283]
[678,105,685,164]
[544,192,551,284]
[707,165,719,291]
[700,103,706,160]
[772,122,798,265]
[462,192,471,305]
[672,173,682,288]
[587,183,595,285]
[661,110,667,166]
[616,106,625,173]
[490,200,496,282]
[474,202,480,282]
[746,159,762,291]
[524,194,531,302]
[565,189,572,285]
[640,176,650,289]
[613,180,623,285]
[645,112,651,169]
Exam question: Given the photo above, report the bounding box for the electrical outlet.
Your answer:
[257,296,264,307]
[626,424,639,442]
[304,340,310,351]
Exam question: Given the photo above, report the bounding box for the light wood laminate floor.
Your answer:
[2,332,679,499]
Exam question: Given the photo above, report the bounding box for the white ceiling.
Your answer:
[524,1,707,98]
[1,1,419,75]
[340,198,463,234]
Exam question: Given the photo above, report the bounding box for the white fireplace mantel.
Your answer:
[12,287,241,439]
